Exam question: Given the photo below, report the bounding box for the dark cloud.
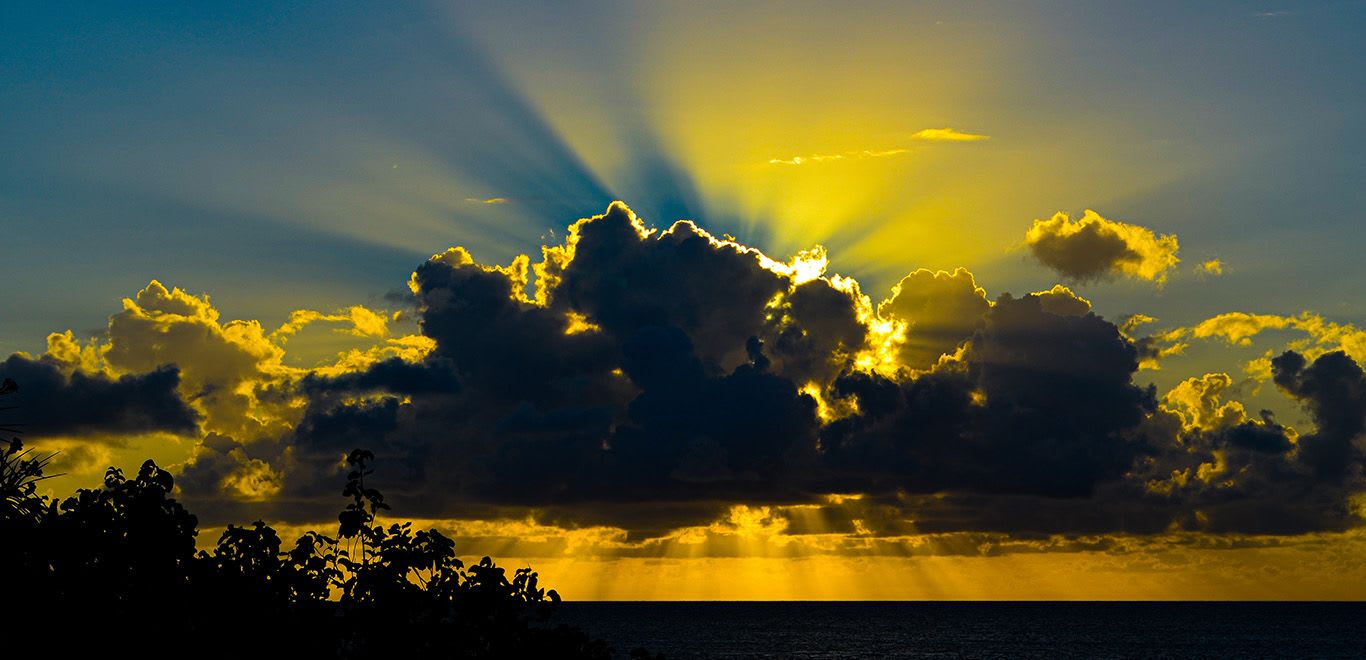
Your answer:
[1031,284,1092,317]
[413,247,620,406]
[877,268,989,370]
[295,396,403,453]
[603,326,819,496]
[1272,350,1366,480]
[178,432,250,495]
[1024,210,1179,283]
[32,203,1366,545]
[1215,411,1295,454]
[0,354,198,438]
[821,292,1157,500]
[300,356,460,396]
[764,278,868,384]
[543,203,789,372]
[1127,353,1366,536]
[260,205,829,529]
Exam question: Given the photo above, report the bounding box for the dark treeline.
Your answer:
[0,379,654,658]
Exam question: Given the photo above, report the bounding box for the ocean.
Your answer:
[551,602,1366,658]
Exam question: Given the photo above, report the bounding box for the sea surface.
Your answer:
[551,601,1366,658]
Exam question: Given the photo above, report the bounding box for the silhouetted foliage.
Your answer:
[1,380,618,658]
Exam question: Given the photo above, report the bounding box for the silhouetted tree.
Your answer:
[0,378,619,658]
[0,378,49,523]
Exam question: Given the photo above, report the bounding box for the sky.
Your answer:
[3,0,1366,599]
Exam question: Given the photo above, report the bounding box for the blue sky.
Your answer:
[4,2,1364,354]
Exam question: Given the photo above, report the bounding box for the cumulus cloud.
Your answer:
[877,268,990,371]
[1031,283,1092,317]
[7,202,1366,550]
[821,290,1156,502]
[1272,351,1366,480]
[2,280,425,510]
[1134,355,1366,535]
[1025,210,1180,283]
[99,280,295,439]
[179,433,283,501]
[1163,372,1249,433]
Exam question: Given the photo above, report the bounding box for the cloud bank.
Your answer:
[6,203,1364,554]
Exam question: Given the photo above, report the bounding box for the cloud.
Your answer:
[768,149,908,166]
[1192,312,1295,346]
[766,127,987,165]
[1163,372,1249,433]
[877,268,989,371]
[1024,210,1180,283]
[1272,351,1366,480]
[98,280,295,439]
[0,354,198,438]
[1198,259,1225,276]
[8,202,1366,548]
[1179,311,1366,381]
[910,127,990,142]
[7,279,425,513]
[1031,283,1092,316]
[301,356,459,397]
[1133,355,1366,535]
[179,433,283,501]
[821,290,1157,504]
[1118,315,1189,371]
[271,306,389,343]
[465,197,510,204]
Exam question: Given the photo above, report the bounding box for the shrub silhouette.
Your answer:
[1,381,617,658]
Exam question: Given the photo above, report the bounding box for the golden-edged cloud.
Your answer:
[271,306,390,343]
[1119,314,1189,370]
[1178,310,1366,381]
[1162,372,1250,433]
[12,280,425,501]
[1031,283,1092,316]
[1025,210,1180,283]
[1189,311,1366,364]
[1192,312,1297,346]
[877,268,989,370]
